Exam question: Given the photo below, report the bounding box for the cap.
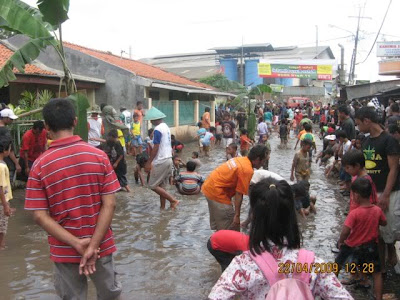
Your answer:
[144,107,166,121]
[325,135,336,141]
[89,105,102,114]
[0,108,18,119]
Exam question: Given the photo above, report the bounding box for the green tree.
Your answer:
[199,73,247,94]
[0,0,89,139]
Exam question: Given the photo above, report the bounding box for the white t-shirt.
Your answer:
[88,117,102,147]
[152,122,172,165]
[257,122,268,135]
[343,140,352,155]
[121,110,132,127]
[251,170,285,185]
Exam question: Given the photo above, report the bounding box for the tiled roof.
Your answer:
[64,42,213,90]
[0,43,55,76]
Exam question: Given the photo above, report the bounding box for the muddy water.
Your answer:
[0,133,360,299]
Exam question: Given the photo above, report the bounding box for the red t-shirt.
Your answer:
[349,175,378,211]
[19,129,47,162]
[295,113,303,124]
[344,205,386,247]
[240,135,251,151]
[210,230,249,253]
[25,136,121,263]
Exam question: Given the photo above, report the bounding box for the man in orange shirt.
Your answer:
[202,107,211,130]
[202,145,267,231]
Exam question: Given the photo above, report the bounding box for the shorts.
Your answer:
[0,205,9,234]
[131,136,143,147]
[175,144,184,151]
[335,241,381,273]
[206,198,238,231]
[280,136,288,143]
[295,196,311,210]
[379,190,400,244]
[215,134,222,141]
[207,238,238,271]
[54,255,122,300]
[148,159,173,189]
[203,145,210,152]
[222,138,234,148]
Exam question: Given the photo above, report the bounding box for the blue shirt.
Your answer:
[197,128,206,138]
[201,132,213,146]
[264,112,273,122]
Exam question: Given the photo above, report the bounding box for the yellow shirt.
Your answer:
[117,130,126,148]
[132,122,141,136]
[0,162,12,202]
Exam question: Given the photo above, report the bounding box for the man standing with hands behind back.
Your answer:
[25,98,122,299]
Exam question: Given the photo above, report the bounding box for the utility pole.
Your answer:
[315,25,319,57]
[240,37,244,85]
[348,6,371,85]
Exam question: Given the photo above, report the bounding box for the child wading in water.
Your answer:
[226,143,238,160]
[102,129,130,192]
[175,161,205,195]
[290,139,312,182]
[239,129,253,156]
[335,177,386,300]
[0,138,13,250]
[291,180,316,218]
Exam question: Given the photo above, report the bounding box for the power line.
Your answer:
[357,0,392,65]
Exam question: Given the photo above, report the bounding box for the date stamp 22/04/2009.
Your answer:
[278,262,338,274]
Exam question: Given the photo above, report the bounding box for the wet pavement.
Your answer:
[1,131,399,299]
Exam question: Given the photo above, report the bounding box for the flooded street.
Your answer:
[0,132,377,299]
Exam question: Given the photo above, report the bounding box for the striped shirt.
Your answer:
[176,171,205,195]
[25,136,120,263]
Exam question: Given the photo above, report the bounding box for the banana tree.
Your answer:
[0,0,89,139]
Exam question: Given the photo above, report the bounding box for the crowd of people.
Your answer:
[0,95,399,299]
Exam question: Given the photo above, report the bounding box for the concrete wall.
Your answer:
[8,36,146,111]
[170,125,198,143]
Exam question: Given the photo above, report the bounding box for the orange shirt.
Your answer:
[297,129,306,140]
[202,112,211,129]
[202,157,254,205]
[240,135,251,151]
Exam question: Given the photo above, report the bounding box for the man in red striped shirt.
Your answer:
[25,99,122,299]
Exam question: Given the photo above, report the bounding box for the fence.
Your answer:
[152,100,174,127]
[179,101,195,125]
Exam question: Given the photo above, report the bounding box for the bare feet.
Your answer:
[171,200,180,211]
[125,186,131,193]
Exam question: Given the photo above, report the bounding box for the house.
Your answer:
[2,36,235,140]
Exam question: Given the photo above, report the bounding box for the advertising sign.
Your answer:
[377,41,400,57]
[258,63,332,80]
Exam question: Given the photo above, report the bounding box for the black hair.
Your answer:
[351,177,372,199]
[249,178,301,255]
[100,103,107,111]
[0,136,12,153]
[247,144,267,161]
[33,120,45,130]
[205,107,210,112]
[303,123,312,132]
[388,124,400,135]
[210,126,216,133]
[172,154,180,160]
[148,128,154,135]
[338,105,350,115]
[391,103,399,113]
[197,121,203,127]
[43,98,76,132]
[228,143,237,150]
[355,106,379,123]
[192,151,199,158]
[301,139,313,147]
[107,129,118,138]
[329,123,336,129]
[342,149,365,168]
[136,101,143,106]
[171,134,175,139]
[356,133,365,142]
[241,128,248,135]
[335,130,347,139]
[291,181,309,198]
[186,161,197,172]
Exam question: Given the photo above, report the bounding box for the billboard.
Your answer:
[377,41,400,57]
[258,62,333,80]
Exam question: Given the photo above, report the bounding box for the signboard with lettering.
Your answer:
[258,63,332,80]
[377,41,400,57]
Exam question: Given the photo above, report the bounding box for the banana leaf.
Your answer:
[247,112,257,140]
[37,0,69,29]
[68,93,89,142]
[0,36,56,87]
[0,0,54,39]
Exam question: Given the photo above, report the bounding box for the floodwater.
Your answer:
[0,132,370,299]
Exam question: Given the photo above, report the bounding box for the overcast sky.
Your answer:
[24,0,400,81]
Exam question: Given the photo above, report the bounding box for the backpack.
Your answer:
[249,249,315,300]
